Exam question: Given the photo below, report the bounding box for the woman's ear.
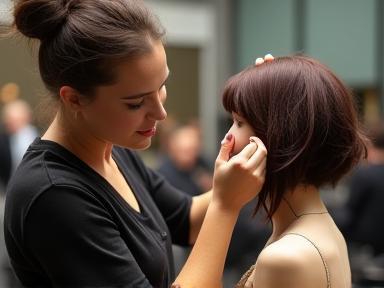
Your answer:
[59,86,82,113]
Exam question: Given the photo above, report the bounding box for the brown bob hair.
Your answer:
[222,56,367,219]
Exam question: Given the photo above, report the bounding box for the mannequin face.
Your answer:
[227,112,255,156]
[64,40,169,150]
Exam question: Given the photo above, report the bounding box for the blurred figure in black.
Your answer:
[345,122,384,255]
[0,99,38,189]
[157,123,212,197]
[0,98,36,288]
[344,122,384,286]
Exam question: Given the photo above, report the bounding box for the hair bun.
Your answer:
[14,0,68,41]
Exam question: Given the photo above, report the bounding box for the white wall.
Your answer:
[0,0,12,25]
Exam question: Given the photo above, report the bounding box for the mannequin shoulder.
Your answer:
[252,234,328,288]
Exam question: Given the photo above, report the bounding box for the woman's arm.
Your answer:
[174,135,267,287]
[188,190,212,244]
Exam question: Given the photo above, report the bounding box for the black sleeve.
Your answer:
[128,151,192,246]
[24,186,153,288]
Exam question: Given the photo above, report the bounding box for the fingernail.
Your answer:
[249,136,256,143]
[221,133,233,145]
[255,58,264,65]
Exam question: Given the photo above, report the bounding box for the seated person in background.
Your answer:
[344,122,384,257]
[157,123,212,197]
[0,99,38,189]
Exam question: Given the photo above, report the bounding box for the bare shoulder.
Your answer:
[252,234,328,288]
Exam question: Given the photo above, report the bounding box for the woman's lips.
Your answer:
[137,127,156,137]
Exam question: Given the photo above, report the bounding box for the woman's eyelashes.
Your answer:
[124,84,167,110]
[125,99,144,110]
[234,118,243,128]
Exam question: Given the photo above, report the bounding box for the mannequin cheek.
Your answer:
[233,138,250,155]
[229,131,249,155]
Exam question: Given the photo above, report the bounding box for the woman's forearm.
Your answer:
[188,190,212,244]
[175,136,266,287]
[175,201,239,288]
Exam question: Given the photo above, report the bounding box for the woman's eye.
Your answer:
[125,101,144,110]
[235,119,243,128]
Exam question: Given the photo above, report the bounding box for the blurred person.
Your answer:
[157,123,213,197]
[0,99,38,188]
[344,122,384,256]
[0,83,20,104]
[4,1,266,287]
[156,114,178,154]
[178,55,365,288]
[0,98,34,288]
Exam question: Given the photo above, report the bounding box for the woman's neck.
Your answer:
[270,185,327,241]
[42,111,114,173]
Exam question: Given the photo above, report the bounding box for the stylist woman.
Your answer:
[4,0,267,287]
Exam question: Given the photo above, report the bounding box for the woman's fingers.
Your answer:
[216,133,235,163]
[264,53,274,62]
[255,53,274,66]
[245,137,267,167]
[244,138,267,176]
[255,57,264,65]
[253,157,266,178]
[235,141,258,160]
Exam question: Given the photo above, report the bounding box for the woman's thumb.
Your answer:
[217,133,234,162]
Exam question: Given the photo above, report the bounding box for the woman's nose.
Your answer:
[148,93,167,121]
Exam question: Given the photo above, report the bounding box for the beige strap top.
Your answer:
[235,232,331,288]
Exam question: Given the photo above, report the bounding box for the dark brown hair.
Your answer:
[13,0,165,97]
[222,56,367,219]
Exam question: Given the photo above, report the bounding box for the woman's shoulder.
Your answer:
[252,233,329,288]
[257,234,317,272]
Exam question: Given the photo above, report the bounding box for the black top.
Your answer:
[0,131,12,188]
[4,138,192,288]
[345,164,384,255]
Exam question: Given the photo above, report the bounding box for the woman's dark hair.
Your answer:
[222,55,367,219]
[13,0,165,97]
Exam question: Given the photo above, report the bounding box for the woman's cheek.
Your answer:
[233,137,249,155]
[229,129,248,155]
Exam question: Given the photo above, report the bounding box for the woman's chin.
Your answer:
[117,138,152,150]
[134,140,152,150]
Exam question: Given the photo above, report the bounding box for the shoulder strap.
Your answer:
[284,232,331,288]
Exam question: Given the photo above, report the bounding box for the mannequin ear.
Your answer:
[59,86,82,111]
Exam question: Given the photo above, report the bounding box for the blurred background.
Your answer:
[1,0,384,287]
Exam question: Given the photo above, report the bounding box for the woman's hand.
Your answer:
[212,134,267,212]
